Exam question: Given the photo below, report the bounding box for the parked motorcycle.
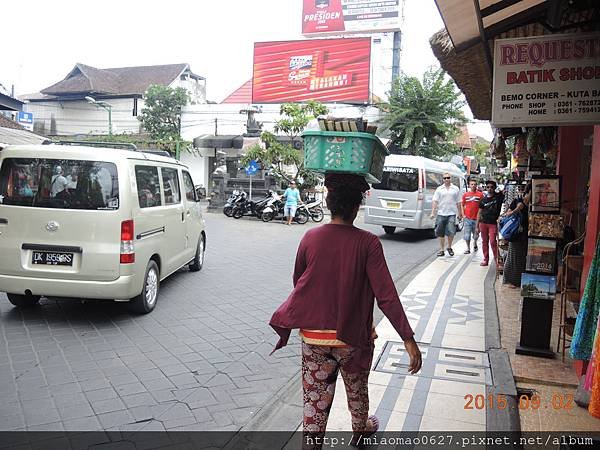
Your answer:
[261,196,309,224]
[232,191,275,219]
[223,189,244,217]
[305,199,324,222]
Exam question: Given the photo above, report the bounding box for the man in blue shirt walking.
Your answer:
[283,181,301,226]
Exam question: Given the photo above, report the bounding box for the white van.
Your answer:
[0,143,206,313]
[364,155,466,235]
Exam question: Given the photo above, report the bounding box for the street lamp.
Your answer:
[85,96,113,136]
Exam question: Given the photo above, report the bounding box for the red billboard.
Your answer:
[252,38,371,104]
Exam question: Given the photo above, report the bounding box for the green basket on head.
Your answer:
[302,131,389,184]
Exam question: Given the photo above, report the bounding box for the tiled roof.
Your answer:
[221,80,252,104]
[0,114,26,130]
[40,63,204,97]
[0,115,49,146]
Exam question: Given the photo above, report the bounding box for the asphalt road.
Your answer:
[0,209,438,432]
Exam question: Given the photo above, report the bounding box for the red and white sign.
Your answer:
[302,0,401,36]
[492,33,600,126]
[252,38,371,104]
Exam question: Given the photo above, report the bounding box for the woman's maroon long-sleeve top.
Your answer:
[269,224,414,370]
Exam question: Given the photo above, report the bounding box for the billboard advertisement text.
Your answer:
[252,38,371,104]
[302,0,401,36]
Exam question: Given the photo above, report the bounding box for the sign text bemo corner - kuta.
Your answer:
[492,33,600,127]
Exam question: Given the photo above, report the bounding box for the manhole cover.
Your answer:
[374,341,491,385]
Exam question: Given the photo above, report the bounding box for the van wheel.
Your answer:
[129,261,159,314]
[383,226,396,235]
[7,293,41,308]
[189,236,205,272]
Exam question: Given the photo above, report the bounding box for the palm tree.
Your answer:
[382,68,466,159]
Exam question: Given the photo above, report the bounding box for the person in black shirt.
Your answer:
[477,180,504,267]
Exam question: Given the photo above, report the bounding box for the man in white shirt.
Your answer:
[430,173,463,257]
[51,166,69,198]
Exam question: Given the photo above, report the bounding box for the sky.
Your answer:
[1,0,492,140]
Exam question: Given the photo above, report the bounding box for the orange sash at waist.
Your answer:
[299,328,378,347]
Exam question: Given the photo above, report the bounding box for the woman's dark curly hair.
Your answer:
[325,173,370,221]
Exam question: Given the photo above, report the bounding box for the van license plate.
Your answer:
[32,251,74,266]
[387,202,401,209]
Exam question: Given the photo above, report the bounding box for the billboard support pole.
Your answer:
[391,31,402,84]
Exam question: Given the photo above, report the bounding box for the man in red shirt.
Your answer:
[462,179,484,254]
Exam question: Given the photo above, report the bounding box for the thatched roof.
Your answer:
[430,30,492,120]
[430,6,600,121]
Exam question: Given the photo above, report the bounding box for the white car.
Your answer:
[0,143,206,313]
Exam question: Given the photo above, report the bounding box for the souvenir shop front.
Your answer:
[431,0,600,419]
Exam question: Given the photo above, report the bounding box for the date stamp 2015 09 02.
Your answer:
[464,393,574,411]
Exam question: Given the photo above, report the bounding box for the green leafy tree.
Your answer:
[382,68,466,159]
[138,85,189,154]
[241,101,328,189]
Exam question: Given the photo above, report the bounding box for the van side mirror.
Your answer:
[195,186,205,201]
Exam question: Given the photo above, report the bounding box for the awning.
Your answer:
[435,0,548,51]
[0,92,24,111]
[431,0,600,120]
[193,134,244,149]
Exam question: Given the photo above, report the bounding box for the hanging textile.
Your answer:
[586,313,600,418]
[571,236,600,360]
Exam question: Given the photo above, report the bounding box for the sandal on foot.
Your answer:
[350,415,379,447]
[447,248,454,256]
[464,249,471,254]
[437,251,445,257]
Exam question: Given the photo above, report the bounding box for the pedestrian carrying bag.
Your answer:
[499,213,522,242]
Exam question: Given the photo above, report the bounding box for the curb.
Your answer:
[484,265,522,439]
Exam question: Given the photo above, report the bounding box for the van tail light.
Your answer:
[418,169,424,201]
[120,220,135,264]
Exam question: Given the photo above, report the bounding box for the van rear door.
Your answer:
[0,157,122,282]
[369,166,420,212]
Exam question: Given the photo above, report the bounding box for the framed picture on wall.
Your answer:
[529,213,564,239]
[521,273,557,300]
[526,238,558,274]
[531,175,561,213]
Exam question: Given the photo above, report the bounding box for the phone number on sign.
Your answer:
[464,394,574,410]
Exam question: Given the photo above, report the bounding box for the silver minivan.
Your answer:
[364,155,466,235]
[0,143,206,313]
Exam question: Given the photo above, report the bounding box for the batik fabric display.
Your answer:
[585,312,600,418]
[571,236,600,361]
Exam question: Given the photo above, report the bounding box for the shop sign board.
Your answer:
[16,111,34,131]
[252,38,371,104]
[492,33,600,127]
[302,0,401,36]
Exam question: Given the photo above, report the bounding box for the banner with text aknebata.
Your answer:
[492,33,600,127]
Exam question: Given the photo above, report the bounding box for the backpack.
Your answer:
[499,213,523,242]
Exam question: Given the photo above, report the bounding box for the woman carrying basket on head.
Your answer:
[269,173,421,445]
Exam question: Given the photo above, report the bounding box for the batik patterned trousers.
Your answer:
[301,342,370,434]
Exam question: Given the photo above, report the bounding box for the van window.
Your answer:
[135,166,162,208]
[425,172,443,190]
[371,167,418,192]
[161,168,181,205]
[182,171,196,202]
[0,157,119,210]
